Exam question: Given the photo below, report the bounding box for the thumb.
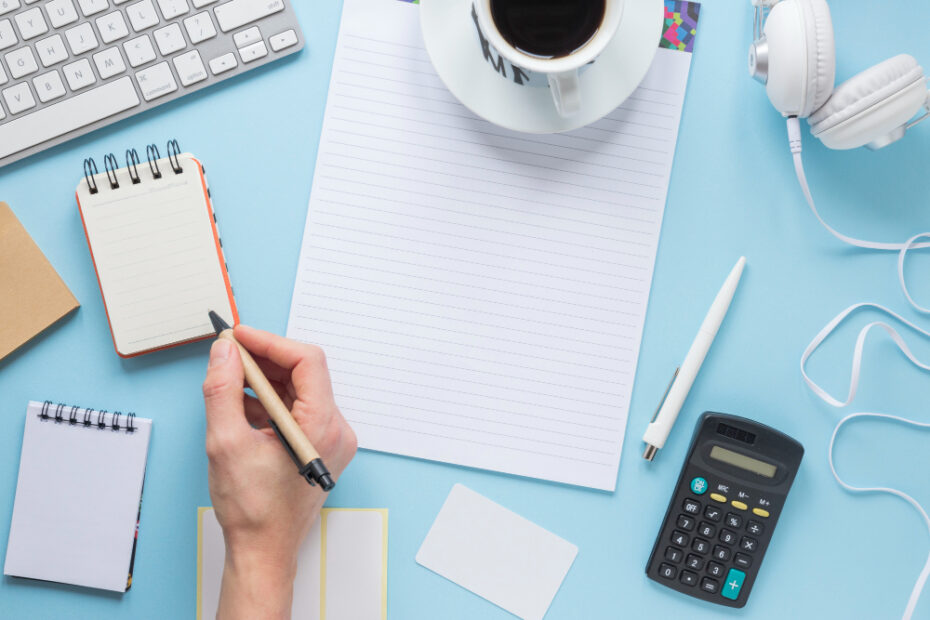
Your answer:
[203,339,249,444]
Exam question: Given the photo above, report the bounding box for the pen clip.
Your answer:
[268,418,317,487]
[650,367,680,423]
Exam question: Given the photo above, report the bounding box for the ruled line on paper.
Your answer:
[287,0,694,490]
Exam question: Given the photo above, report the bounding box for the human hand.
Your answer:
[202,325,357,620]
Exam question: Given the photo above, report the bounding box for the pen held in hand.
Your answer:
[208,310,335,491]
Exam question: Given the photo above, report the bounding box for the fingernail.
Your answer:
[209,340,232,368]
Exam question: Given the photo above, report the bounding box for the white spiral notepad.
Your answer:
[4,401,152,592]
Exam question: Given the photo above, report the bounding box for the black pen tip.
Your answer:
[208,310,231,335]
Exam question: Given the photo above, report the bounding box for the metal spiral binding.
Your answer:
[104,153,120,189]
[83,159,99,194]
[167,139,183,174]
[146,144,162,179]
[126,148,142,184]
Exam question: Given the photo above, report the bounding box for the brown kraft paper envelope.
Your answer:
[0,202,79,361]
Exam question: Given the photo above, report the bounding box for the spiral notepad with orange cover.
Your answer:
[76,141,238,357]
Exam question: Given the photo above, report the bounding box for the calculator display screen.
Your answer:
[709,445,777,478]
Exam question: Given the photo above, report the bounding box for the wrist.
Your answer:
[218,543,298,620]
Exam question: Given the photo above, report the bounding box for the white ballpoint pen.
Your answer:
[642,256,747,461]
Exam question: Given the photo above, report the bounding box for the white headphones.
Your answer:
[749,0,930,150]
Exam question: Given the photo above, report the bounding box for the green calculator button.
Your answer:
[690,477,708,495]
[721,568,745,601]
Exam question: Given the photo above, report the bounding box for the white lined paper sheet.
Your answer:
[287,0,695,490]
[76,154,235,357]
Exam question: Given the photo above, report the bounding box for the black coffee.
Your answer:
[490,0,606,59]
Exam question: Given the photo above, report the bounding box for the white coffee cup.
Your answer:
[471,0,624,117]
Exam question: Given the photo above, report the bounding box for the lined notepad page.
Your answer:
[287,0,694,490]
[77,154,235,357]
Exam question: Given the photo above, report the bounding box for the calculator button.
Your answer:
[712,545,731,561]
[685,554,704,570]
[690,477,708,495]
[721,568,746,601]
[658,563,677,580]
[691,538,710,554]
[725,513,742,529]
[680,570,698,587]
[701,577,719,593]
[718,529,736,545]
[709,492,727,503]
[706,561,725,578]
[734,553,753,569]
[676,515,695,531]
[747,520,764,536]
[671,530,689,547]
[665,546,683,563]
[753,507,770,518]
[731,500,748,511]
[697,521,715,538]
[740,536,758,553]
[683,498,701,515]
[703,505,722,522]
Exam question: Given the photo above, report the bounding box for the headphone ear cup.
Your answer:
[809,55,928,149]
[762,0,836,118]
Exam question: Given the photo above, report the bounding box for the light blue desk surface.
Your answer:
[2,1,929,618]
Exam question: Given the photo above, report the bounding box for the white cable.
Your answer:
[792,117,930,619]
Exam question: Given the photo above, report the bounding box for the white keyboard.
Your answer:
[0,0,303,167]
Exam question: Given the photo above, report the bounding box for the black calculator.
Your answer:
[645,412,803,608]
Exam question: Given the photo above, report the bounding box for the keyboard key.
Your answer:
[0,63,7,86]
[127,0,159,31]
[172,49,206,86]
[679,570,697,587]
[191,0,215,6]
[739,536,758,553]
[675,514,694,531]
[157,0,189,19]
[0,0,20,17]
[62,57,96,89]
[135,61,176,100]
[691,538,709,554]
[682,498,700,515]
[3,81,35,113]
[718,528,736,545]
[706,561,725,578]
[658,563,676,580]
[77,0,109,17]
[670,530,688,547]
[700,577,718,593]
[684,553,703,570]
[97,12,130,44]
[664,546,682,563]
[33,70,65,102]
[208,51,236,75]
[712,545,730,561]
[238,40,266,63]
[183,11,215,43]
[0,105,5,120]
[6,47,37,78]
[232,25,260,48]
[65,22,97,54]
[35,34,68,67]
[92,47,124,79]
[734,552,753,569]
[14,7,47,40]
[269,29,297,52]
[0,18,15,51]
[214,0,283,32]
[153,22,185,55]
[725,513,742,529]
[697,522,715,538]
[752,507,771,518]
[46,0,79,28]
[0,77,140,159]
[124,34,155,67]
[746,520,764,536]
[721,568,746,601]
[703,505,722,522]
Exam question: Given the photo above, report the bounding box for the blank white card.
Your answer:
[287,0,695,490]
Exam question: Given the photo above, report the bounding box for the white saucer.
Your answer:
[420,0,664,134]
